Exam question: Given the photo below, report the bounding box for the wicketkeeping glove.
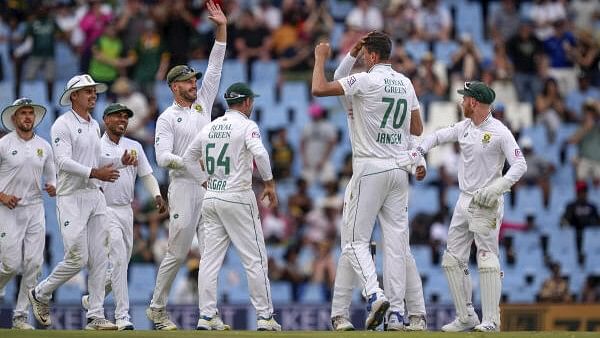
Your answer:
[472,177,511,208]
[467,199,498,234]
[397,147,425,167]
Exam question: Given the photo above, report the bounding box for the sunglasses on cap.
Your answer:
[224,92,248,100]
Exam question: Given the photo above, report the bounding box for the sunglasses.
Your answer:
[224,92,248,100]
[464,81,472,90]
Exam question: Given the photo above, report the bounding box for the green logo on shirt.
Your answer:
[11,150,17,155]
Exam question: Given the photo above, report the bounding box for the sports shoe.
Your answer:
[116,319,134,330]
[441,314,480,332]
[28,288,51,327]
[12,316,34,330]
[257,315,282,331]
[405,315,427,331]
[196,315,231,330]
[146,307,177,330]
[365,292,390,330]
[474,321,500,332]
[85,317,118,330]
[385,311,404,331]
[331,316,354,331]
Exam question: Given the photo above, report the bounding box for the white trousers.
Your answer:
[150,178,205,309]
[446,192,503,307]
[106,205,133,320]
[332,158,409,317]
[198,190,273,318]
[0,203,45,318]
[36,189,109,319]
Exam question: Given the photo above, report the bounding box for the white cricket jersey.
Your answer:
[338,63,420,158]
[154,42,226,182]
[0,132,56,206]
[183,110,273,193]
[51,110,123,196]
[419,115,527,193]
[100,134,153,206]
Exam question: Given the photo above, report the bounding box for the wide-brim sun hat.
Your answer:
[1,98,47,131]
[59,74,108,106]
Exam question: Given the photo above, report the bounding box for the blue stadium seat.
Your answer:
[433,40,459,66]
[455,2,484,44]
[270,281,292,303]
[409,185,439,216]
[55,41,79,81]
[547,228,578,269]
[251,60,278,86]
[300,283,324,303]
[404,40,429,63]
[583,228,600,273]
[129,264,156,302]
[514,186,544,213]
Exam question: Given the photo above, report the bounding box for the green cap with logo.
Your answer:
[457,81,496,104]
[103,103,133,118]
[224,82,260,104]
[166,65,202,85]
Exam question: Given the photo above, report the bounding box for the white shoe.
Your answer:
[441,314,480,332]
[257,315,282,331]
[146,307,177,330]
[365,292,390,330]
[474,321,500,332]
[12,316,34,330]
[27,288,51,327]
[385,311,404,331]
[116,319,134,330]
[405,315,427,331]
[85,317,118,330]
[196,315,231,330]
[331,316,354,331]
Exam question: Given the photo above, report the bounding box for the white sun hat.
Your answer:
[1,98,47,131]
[59,74,108,106]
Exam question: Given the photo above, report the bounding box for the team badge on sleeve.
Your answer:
[514,148,522,158]
[347,76,356,87]
[251,131,261,139]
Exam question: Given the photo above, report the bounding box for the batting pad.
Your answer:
[467,199,497,235]
[477,251,501,324]
[442,251,469,320]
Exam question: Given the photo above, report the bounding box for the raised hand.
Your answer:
[314,42,331,60]
[206,0,226,26]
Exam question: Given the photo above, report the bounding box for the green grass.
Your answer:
[0,330,599,338]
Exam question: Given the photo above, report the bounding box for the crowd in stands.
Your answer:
[1,0,600,305]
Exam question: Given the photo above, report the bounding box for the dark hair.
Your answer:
[363,31,392,60]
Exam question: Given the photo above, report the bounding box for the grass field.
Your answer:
[0,330,599,338]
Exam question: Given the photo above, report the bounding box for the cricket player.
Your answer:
[312,31,424,330]
[183,82,281,331]
[331,33,427,332]
[405,81,527,332]
[80,103,167,330]
[0,98,55,329]
[28,74,137,330]
[146,0,227,330]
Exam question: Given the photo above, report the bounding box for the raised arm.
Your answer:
[197,0,227,107]
[312,42,344,97]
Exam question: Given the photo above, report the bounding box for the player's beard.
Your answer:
[180,88,197,104]
[16,122,33,133]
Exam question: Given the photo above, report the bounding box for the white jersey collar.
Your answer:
[225,109,249,119]
[101,132,121,146]
[70,109,92,124]
[367,63,392,73]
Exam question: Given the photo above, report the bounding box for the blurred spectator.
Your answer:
[566,73,600,118]
[500,213,539,240]
[391,41,417,78]
[269,245,308,302]
[304,196,341,246]
[429,210,448,264]
[512,136,555,208]
[54,2,81,49]
[5,14,27,99]
[535,77,573,143]
[538,262,572,303]
[544,19,577,95]
[581,274,600,303]
[270,128,295,181]
[310,242,336,301]
[18,5,62,103]
[271,12,300,59]
[568,101,600,185]
[287,178,313,221]
[436,141,460,209]
[131,222,154,263]
[158,0,197,68]
[567,29,600,87]
[112,77,153,143]
[337,152,353,192]
[506,18,545,104]
[488,0,520,43]
[414,0,452,44]
[345,0,383,32]
[303,0,334,44]
[253,0,282,32]
[300,104,338,186]
[115,0,147,53]
[414,52,447,121]
[233,9,271,81]
[450,34,482,82]
[569,0,600,32]
[262,206,291,244]
[89,24,127,93]
[79,0,112,73]
[384,1,417,44]
[561,181,600,264]
[529,0,567,41]
[488,43,518,105]
[126,19,170,98]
